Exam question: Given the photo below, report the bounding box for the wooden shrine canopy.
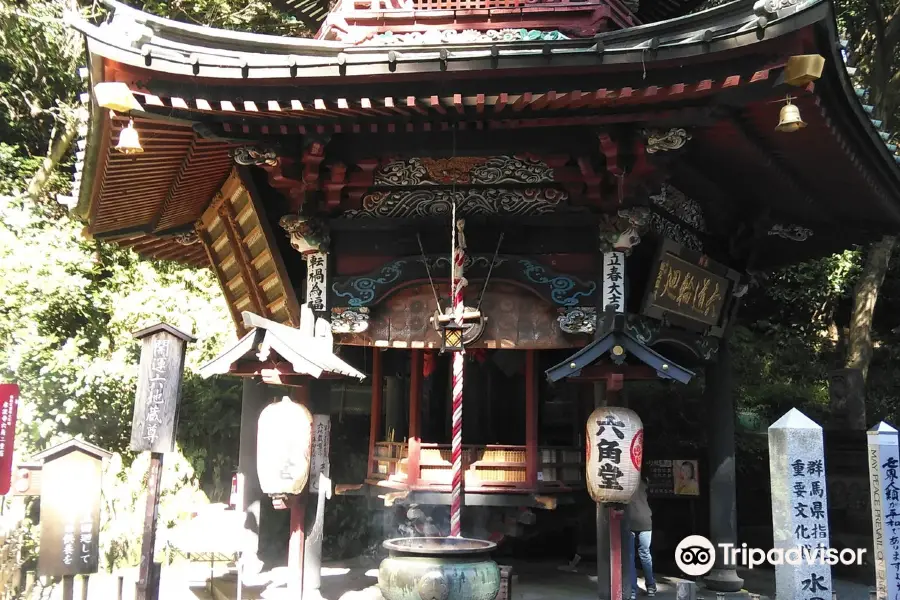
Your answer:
[68,0,900,273]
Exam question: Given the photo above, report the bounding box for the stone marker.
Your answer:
[868,422,900,600]
[768,409,832,600]
[675,580,697,600]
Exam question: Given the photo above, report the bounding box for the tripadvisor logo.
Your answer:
[675,536,866,577]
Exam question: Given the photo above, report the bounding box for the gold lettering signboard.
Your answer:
[642,240,739,334]
[649,253,726,325]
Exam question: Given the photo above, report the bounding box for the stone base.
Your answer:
[698,592,754,600]
[702,568,745,593]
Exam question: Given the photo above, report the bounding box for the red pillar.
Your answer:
[368,348,383,478]
[407,350,423,487]
[606,377,624,600]
[525,350,539,488]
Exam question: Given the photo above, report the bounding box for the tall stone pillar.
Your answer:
[703,338,744,593]
[239,378,270,572]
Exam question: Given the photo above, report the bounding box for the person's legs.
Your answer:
[629,531,637,598]
[636,531,656,593]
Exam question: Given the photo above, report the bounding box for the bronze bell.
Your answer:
[115,119,144,154]
[775,99,806,133]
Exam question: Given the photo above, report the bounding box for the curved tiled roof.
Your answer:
[65,0,900,268]
[267,0,706,31]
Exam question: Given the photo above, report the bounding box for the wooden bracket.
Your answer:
[598,133,622,176]
[324,162,348,211]
[261,159,306,212]
[577,156,603,205]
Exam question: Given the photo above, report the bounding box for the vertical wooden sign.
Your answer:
[0,384,19,495]
[310,415,331,494]
[129,324,195,453]
[129,323,194,600]
[36,441,110,577]
[602,252,625,313]
[306,252,328,312]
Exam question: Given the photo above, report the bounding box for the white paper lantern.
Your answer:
[257,397,313,495]
[586,407,644,503]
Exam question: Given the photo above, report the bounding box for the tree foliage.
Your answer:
[0,0,253,573]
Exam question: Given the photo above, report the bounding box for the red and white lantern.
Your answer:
[586,407,643,503]
[257,397,313,495]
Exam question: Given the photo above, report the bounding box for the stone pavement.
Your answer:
[208,557,877,600]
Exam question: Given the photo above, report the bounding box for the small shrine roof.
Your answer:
[199,308,367,380]
[32,438,113,463]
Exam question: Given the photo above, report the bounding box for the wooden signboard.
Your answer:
[129,324,195,453]
[310,415,331,494]
[642,239,740,336]
[306,252,328,312]
[36,441,110,577]
[601,252,626,314]
[0,384,19,495]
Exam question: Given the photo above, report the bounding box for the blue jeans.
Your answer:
[629,531,656,593]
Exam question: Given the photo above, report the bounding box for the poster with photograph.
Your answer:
[673,459,700,496]
[645,459,700,497]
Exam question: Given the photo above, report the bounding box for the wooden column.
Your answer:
[62,575,74,600]
[703,337,745,592]
[136,453,163,600]
[594,382,610,600]
[407,350,423,487]
[606,378,623,600]
[288,384,311,599]
[525,350,539,488]
[368,348,383,479]
[288,494,307,597]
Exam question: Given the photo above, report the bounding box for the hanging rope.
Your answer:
[476,232,505,312]
[417,232,443,314]
[449,123,465,538]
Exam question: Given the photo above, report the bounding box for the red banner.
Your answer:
[0,385,19,496]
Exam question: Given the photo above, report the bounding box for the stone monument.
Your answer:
[868,422,900,600]
[768,409,832,600]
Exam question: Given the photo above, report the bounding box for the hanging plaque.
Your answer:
[602,252,626,314]
[642,239,740,335]
[306,252,328,312]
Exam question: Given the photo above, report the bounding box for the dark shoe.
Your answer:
[646,587,656,597]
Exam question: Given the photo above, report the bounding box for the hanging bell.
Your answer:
[775,99,806,133]
[115,119,144,154]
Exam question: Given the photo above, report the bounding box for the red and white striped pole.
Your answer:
[450,216,466,538]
